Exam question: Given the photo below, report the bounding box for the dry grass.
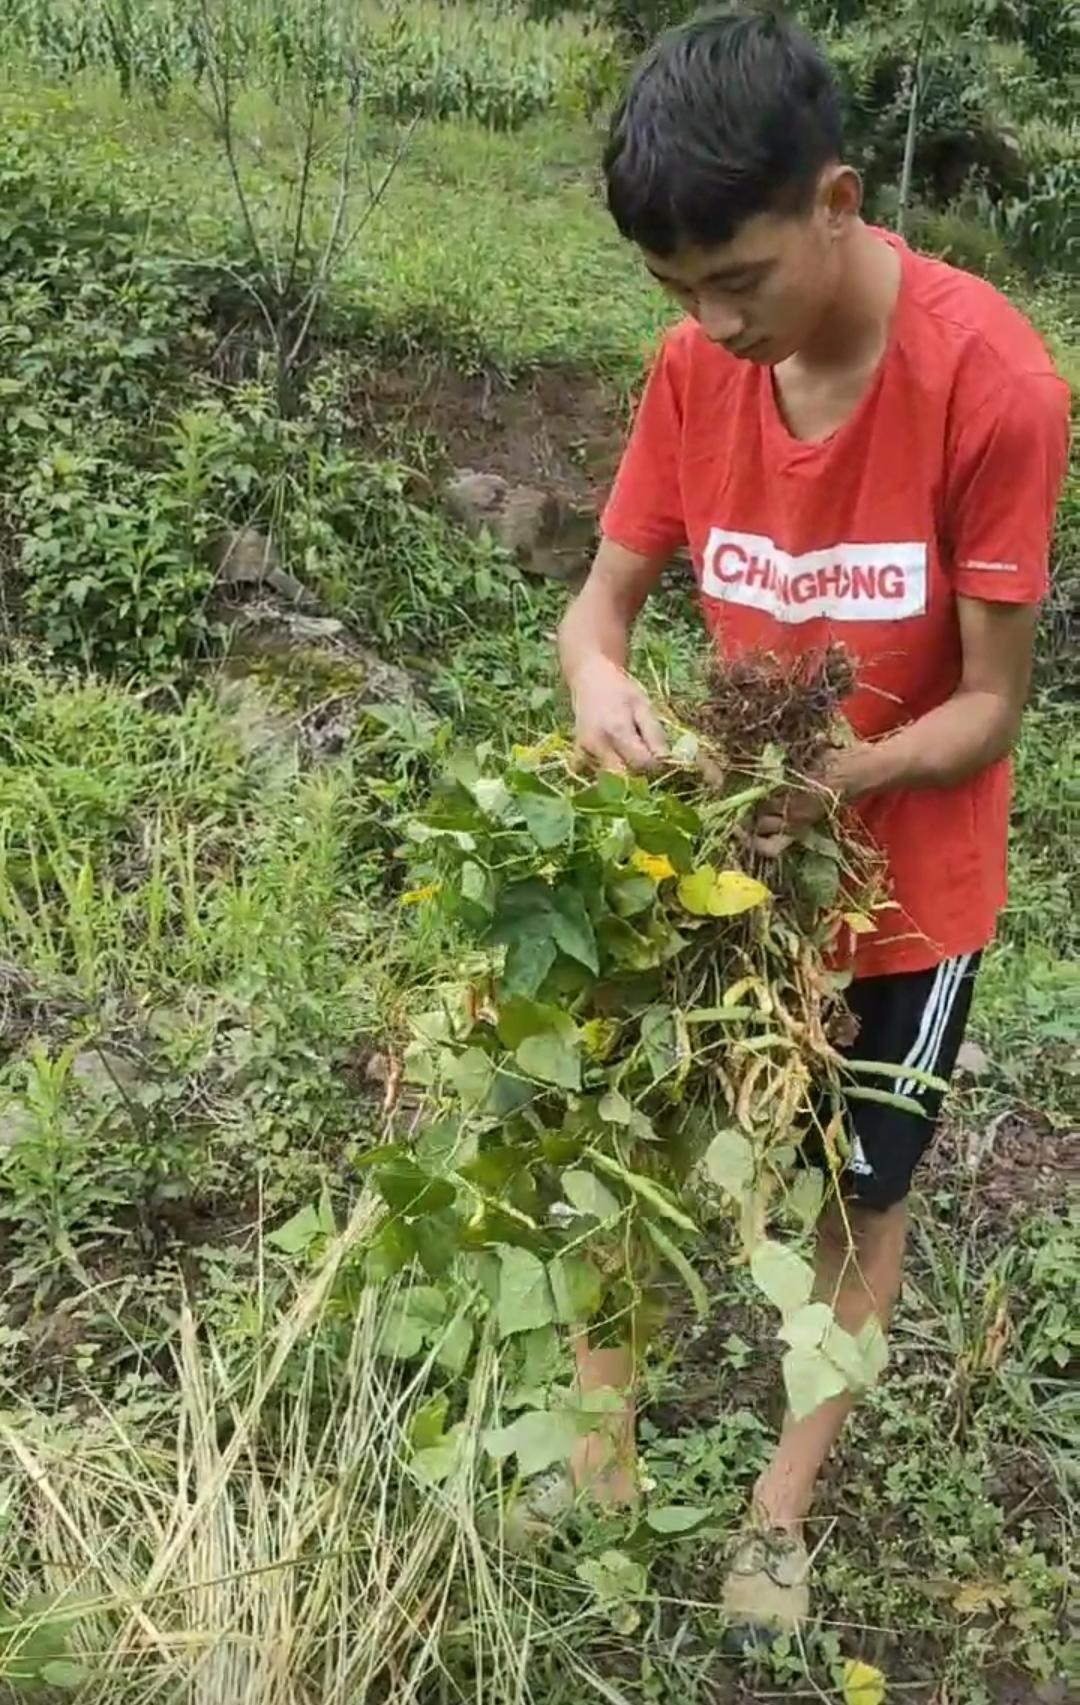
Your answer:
[0,1193,608,1704]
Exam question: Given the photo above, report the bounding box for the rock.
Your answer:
[956,1040,991,1077]
[281,614,346,645]
[212,528,312,604]
[71,1048,143,1100]
[445,466,596,582]
[213,526,277,586]
[215,677,296,756]
[0,1103,35,1150]
[445,470,508,526]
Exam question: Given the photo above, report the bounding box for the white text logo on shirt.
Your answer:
[701,529,928,624]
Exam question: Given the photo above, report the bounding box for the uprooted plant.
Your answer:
[351,648,933,1490]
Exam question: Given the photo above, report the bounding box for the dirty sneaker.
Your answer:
[721,1525,810,1640]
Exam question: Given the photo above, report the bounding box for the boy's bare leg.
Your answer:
[752,1197,909,1534]
[569,1334,638,1506]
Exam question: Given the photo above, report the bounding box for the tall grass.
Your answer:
[0,1198,614,1703]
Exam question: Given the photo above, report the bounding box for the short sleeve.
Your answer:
[944,371,1071,603]
[601,336,688,561]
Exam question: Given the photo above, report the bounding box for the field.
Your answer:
[0,3,1076,1702]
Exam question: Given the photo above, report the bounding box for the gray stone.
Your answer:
[445,467,595,582]
[71,1049,142,1100]
[212,529,311,604]
[0,1103,35,1149]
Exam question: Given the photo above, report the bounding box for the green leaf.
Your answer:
[515,1030,581,1090]
[562,1168,620,1220]
[267,1202,326,1257]
[404,1286,448,1326]
[551,886,598,973]
[376,1159,457,1218]
[502,929,557,999]
[445,1046,495,1107]
[520,790,575,849]
[497,1245,555,1337]
[460,860,495,911]
[857,1317,889,1383]
[645,1505,708,1535]
[575,1549,648,1601]
[521,1322,560,1387]
[411,1395,449,1451]
[473,777,512,818]
[364,1220,416,1283]
[377,1306,425,1361]
[413,1423,467,1487]
[782,1347,847,1418]
[435,1314,474,1377]
[641,1003,677,1081]
[609,873,656,918]
[750,1239,815,1315]
[778,1301,833,1352]
[794,848,841,909]
[644,1219,708,1321]
[497,998,576,1051]
[549,1251,604,1323]
[39,1661,88,1690]
[822,1321,865,1386]
[414,1212,459,1278]
[598,1086,633,1125]
[483,1408,580,1476]
[786,1168,824,1231]
[704,1127,754,1196]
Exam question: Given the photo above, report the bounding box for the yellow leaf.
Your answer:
[677,866,720,915]
[512,733,568,764]
[710,870,772,916]
[843,911,878,936]
[631,850,676,883]
[400,882,441,906]
[952,1581,1009,1615]
[678,867,771,918]
[581,1018,619,1061]
[843,1659,886,1705]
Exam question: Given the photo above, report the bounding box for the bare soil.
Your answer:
[347,355,627,506]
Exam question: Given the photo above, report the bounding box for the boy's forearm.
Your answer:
[832,688,1023,800]
[558,539,668,690]
[558,583,631,688]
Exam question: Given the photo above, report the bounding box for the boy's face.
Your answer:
[641,168,858,365]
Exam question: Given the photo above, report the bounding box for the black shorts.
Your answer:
[805,952,981,1212]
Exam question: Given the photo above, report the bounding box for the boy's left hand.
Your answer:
[750,749,857,856]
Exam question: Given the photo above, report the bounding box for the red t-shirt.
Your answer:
[602,236,1071,977]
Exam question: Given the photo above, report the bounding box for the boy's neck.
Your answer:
[794,222,902,375]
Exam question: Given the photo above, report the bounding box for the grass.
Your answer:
[0,19,1076,1705]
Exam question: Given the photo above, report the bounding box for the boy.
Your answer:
[558,4,1069,1634]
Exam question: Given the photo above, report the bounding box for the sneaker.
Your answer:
[721,1525,810,1638]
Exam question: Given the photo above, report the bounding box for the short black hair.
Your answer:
[604,6,843,256]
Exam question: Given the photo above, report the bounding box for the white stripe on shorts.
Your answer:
[896,953,972,1100]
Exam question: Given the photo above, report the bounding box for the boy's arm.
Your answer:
[558,539,670,772]
[754,365,1069,853]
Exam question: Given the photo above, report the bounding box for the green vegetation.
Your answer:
[0,3,1075,1701]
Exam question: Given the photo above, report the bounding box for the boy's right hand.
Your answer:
[570,657,669,773]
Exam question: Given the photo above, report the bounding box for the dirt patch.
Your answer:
[347,356,628,508]
[928,1109,1079,1218]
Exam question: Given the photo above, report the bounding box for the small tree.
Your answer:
[192,0,412,415]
